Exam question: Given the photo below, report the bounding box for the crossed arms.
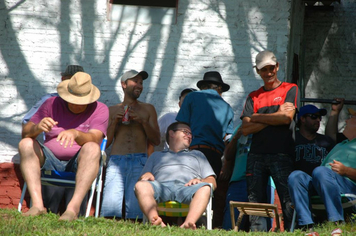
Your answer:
[241,102,296,136]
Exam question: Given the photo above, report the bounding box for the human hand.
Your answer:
[38,117,58,132]
[331,98,344,113]
[219,164,233,181]
[140,172,155,181]
[129,107,149,124]
[185,178,202,186]
[112,107,125,124]
[329,160,347,175]
[56,129,78,148]
[278,102,295,112]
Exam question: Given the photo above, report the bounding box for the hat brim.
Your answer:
[256,60,277,70]
[123,71,149,82]
[57,80,101,105]
[197,80,230,92]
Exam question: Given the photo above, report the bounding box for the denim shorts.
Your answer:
[39,143,78,172]
[149,180,212,204]
[100,153,147,219]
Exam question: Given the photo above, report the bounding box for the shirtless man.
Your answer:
[100,70,160,220]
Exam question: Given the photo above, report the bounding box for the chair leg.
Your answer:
[18,182,27,212]
[142,214,148,224]
[235,213,244,232]
[85,179,97,217]
[206,193,212,230]
[290,209,297,232]
[229,202,237,231]
[95,177,102,218]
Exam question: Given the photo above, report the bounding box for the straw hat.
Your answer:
[57,72,100,105]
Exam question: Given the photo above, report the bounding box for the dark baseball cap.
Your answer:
[298,104,327,120]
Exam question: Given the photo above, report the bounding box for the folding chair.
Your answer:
[290,193,356,232]
[229,201,281,232]
[142,183,213,230]
[18,137,107,218]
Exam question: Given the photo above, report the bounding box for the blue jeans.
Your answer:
[149,180,211,204]
[288,167,356,226]
[39,142,78,172]
[222,179,275,230]
[246,153,294,231]
[100,153,147,219]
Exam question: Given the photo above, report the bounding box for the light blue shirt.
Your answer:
[321,138,356,185]
[176,89,234,152]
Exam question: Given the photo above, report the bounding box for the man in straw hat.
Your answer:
[19,72,109,221]
[176,71,234,228]
[100,70,160,220]
[22,64,86,216]
[240,50,299,231]
[288,108,356,233]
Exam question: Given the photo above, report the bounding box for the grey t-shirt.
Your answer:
[141,149,216,183]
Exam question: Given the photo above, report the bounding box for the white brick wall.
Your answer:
[1,0,293,163]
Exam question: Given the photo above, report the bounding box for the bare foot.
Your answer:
[22,207,47,216]
[59,210,78,221]
[180,222,196,230]
[151,215,166,227]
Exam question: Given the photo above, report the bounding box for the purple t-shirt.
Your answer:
[30,97,109,161]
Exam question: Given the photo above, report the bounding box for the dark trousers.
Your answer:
[193,147,223,228]
[246,153,294,231]
[193,147,222,178]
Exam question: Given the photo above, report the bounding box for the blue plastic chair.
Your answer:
[18,137,107,218]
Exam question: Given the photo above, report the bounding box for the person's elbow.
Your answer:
[241,126,250,136]
[281,114,294,125]
[151,136,160,146]
[211,178,217,191]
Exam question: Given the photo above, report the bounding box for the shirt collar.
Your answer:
[164,148,190,154]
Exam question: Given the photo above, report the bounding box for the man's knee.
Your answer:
[195,185,211,197]
[312,166,331,180]
[78,142,101,160]
[288,170,304,185]
[135,181,153,196]
[18,137,35,153]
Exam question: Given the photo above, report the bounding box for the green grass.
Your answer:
[1,208,355,235]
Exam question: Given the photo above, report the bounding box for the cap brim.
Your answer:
[256,61,277,70]
[317,108,327,116]
[196,80,230,92]
[138,71,148,80]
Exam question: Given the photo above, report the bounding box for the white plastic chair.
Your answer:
[18,137,107,218]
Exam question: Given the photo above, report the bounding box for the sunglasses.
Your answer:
[174,129,193,137]
[305,114,322,120]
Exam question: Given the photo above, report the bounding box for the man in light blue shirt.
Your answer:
[176,71,234,178]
